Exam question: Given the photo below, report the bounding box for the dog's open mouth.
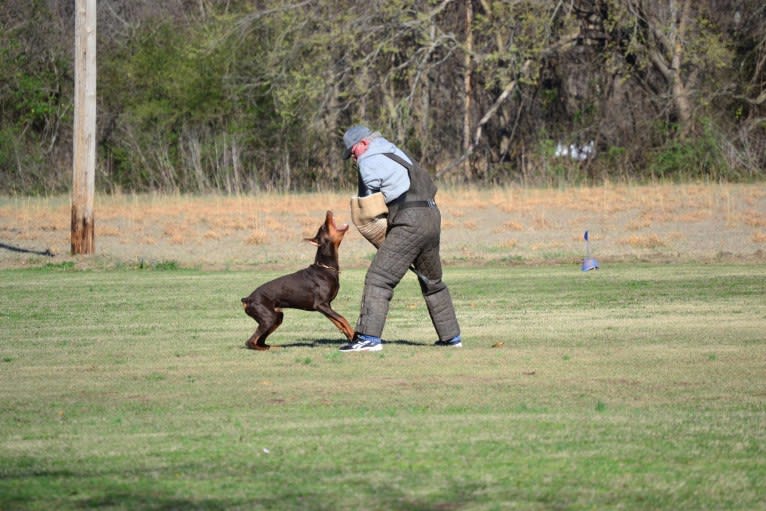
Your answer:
[327,210,349,232]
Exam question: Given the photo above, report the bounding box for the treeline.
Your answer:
[1,0,764,194]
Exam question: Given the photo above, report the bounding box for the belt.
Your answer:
[398,199,437,209]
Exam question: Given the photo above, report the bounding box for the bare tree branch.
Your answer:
[437,60,532,178]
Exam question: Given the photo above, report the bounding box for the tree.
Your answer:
[1,0,764,193]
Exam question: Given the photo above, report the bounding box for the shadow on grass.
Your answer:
[0,460,490,511]
[71,480,481,511]
[75,488,476,511]
[279,338,430,348]
[76,494,235,510]
[237,338,431,350]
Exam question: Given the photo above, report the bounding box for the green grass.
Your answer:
[1,263,765,510]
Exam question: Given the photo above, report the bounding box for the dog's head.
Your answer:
[305,210,349,249]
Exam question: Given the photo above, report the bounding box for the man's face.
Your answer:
[351,139,370,161]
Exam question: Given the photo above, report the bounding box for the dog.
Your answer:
[241,210,354,350]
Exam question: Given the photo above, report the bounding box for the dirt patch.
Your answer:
[1,184,764,270]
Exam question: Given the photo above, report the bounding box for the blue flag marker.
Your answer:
[581,230,600,271]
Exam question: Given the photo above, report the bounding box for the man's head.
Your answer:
[342,124,372,160]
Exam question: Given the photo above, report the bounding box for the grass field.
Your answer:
[1,262,764,510]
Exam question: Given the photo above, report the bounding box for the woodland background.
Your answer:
[1,0,764,194]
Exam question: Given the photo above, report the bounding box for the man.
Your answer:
[340,124,462,352]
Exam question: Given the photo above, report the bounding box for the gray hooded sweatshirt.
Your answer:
[356,136,411,203]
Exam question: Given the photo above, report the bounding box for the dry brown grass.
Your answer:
[441,220,457,230]
[98,226,122,237]
[619,233,665,248]
[625,216,652,231]
[1,183,764,268]
[245,231,267,245]
[493,221,524,233]
[530,240,566,251]
[743,211,766,228]
[498,239,518,249]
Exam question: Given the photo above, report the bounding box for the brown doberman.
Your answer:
[241,210,355,350]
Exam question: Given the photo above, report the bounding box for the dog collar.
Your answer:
[314,262,339,272]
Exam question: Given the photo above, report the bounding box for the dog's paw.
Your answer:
[245,342,271,351]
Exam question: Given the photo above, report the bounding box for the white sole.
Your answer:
[340,344,383,352]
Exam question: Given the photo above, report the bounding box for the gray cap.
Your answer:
[342,124,372,159]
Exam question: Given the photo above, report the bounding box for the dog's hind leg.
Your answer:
[258,310,283,346]
[244,301,283,350]
[245,323,274,350]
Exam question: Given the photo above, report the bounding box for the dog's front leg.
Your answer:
[317,305,354,340]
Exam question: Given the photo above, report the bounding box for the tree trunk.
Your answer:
[645,0,694,139]
[671,0,693,138]
[462,0,474,178]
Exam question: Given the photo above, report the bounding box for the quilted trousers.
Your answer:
[355,206,460,341]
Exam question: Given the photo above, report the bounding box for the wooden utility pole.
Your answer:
[71,0,97,255]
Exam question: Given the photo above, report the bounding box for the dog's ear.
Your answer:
[304,237,320,247]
